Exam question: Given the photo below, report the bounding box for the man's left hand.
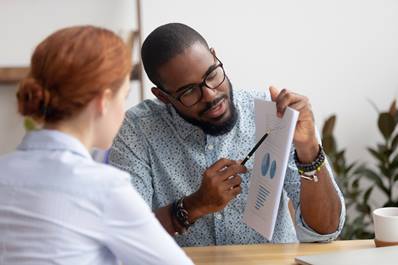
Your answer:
[269,86,319,162]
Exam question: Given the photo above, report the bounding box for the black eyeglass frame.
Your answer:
[158,53,226,107]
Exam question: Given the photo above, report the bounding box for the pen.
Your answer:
[240,131,270,166]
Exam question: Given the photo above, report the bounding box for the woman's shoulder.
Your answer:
[81,160,131,189]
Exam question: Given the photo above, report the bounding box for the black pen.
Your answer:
[240,131,270,166]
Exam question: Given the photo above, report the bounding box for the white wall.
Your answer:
[0,0,137,66]
[1,0,398,166]
[140,0,398,164]
[0,85,24,154]
[0,0,140,154]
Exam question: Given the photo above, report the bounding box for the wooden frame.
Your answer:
[0,67,29,84]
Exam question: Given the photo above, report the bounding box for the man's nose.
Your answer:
[201,86,217,102]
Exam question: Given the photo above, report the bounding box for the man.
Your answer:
[109,23,345,247]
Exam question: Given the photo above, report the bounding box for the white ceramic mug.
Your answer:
[373,207,398,247]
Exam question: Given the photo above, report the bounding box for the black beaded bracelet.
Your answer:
[294,144,326,174]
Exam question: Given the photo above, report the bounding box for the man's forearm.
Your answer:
[300,165,341,234]
[153,192,209,235]
[154,205,177,235]
[296,141,341,234]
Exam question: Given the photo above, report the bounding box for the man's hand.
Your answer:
[269,86,342,234]
[269,86,319,163]
[184,158,247,222]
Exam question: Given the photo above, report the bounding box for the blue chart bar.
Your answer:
[255,184,270,210]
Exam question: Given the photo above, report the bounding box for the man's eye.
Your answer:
[207,71,217,81]
[182,87,196,96]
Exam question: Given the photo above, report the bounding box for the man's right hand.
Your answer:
[184,158,247,222]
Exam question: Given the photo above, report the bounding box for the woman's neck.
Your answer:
[44,118,94,150]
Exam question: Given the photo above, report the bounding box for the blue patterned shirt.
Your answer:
[109,88,345,247]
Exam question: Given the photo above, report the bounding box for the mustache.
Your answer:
[199,95,228,117]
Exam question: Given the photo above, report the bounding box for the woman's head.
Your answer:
[17,25,132,148]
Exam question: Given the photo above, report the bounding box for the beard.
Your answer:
[175,77,239,136]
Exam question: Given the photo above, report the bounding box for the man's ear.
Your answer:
[151,87,171,104]
[210,47,217,57]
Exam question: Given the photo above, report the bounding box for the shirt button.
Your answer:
[215,213,222,220]
[207,144,214,150]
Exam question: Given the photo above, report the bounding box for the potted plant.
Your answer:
[321,99,398,239]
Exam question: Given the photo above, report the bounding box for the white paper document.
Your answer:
[243,99,299,240]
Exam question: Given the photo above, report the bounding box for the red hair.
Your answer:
[17,25,132,123]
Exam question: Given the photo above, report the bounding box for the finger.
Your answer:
[224,174,242,189]
[274,89,288,117]
[229,185,242,197]
[218,164,247,181]
[275,88,288,103]
[289,99,308,112]
[275,90,302,117]
[208,158,238,173]
[269,85,280,101]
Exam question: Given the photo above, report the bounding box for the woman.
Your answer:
[0,26,193,265]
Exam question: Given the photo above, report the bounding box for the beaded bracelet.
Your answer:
[294,144,326,182]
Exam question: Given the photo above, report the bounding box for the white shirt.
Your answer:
[0,130,193,265]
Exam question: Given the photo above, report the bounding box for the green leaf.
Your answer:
[358,231,374,240]
[322,136,336,155]
[345,163,356,174]
[394,173,398,182]
[383,201,398,207]
[391,134,398,151]
[353,216,366,225]
[356,203,370,214]
[367,147,387,164]
[378,112,396,140]
[349,191,361,198]
[377,164,392,178]
[389,99,397,118]
[356,167,389,195]
[363,186,373,204]
[391,153,398,168]
[322,115,336,137]
[352,178,360,189]
[377,144,392,158]
[355,203,370,214]
[335,150,346,161]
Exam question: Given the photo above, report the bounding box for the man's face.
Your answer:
[155,42,238,135]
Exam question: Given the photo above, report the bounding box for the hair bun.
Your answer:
[17,77,49,119]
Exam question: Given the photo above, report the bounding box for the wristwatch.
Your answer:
[171,197,194,234]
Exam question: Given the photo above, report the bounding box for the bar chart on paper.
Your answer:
[243,99,298,240]
[255,184,270,210]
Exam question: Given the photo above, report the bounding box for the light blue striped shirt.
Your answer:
[0,130,193,265]
[109,88,346,247]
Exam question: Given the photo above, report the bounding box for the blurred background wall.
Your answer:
[1,0,398,166]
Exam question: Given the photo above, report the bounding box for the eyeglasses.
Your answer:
[160,54,226,107]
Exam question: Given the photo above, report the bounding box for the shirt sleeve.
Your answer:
[103,181,194,265]
[108,116,154,206]
[283,145,346,242]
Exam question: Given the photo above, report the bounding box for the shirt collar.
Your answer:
[17,129,92,159]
